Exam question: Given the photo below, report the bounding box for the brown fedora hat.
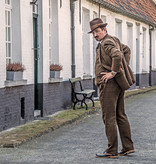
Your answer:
[88,18,107,33]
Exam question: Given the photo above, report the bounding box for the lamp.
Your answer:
[30,0,38,15]
[30,0,38,5]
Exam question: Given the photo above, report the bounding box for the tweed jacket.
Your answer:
[95,34,135,89]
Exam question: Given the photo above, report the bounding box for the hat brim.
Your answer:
[88,23,107,34]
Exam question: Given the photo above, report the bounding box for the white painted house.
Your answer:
[0,0,156,131]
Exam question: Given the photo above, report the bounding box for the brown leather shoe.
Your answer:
[118,149,135,156]
[96,152,118,159]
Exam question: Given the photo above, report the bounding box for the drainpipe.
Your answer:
[99,4,100,17]
[149,25,154,86]
[70,0,77,78]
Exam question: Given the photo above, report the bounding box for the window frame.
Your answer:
[5,1,12,64]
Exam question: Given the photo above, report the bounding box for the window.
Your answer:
[5,0,11,5]
[127,22,133,69]
[115,18,122,41]
[136,23,140,76]
[82,8,90,76]
[101,15,106,23]
[51,0,59,64]
[49,0,52,66]
[93,11,97,19]
[93,12,98,77]
[142,27,146,72]
[21,97,25,119]
[152,30,156,69]
[5,0,12,64]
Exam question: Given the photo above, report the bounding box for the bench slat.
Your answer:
[69,77,95,110]
[75,89,95,95]
[69,77,82,83]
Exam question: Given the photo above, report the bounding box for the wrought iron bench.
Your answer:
[69,77,95,110]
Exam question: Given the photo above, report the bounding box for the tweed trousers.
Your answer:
[99,80,134,155]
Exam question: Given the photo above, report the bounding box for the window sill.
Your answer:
[142,70,148,74]
[49,77,63,83]
[5,79,27,87]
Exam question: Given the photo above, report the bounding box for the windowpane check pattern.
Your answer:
[49,0,52,65]
[5,0,11,5]
[5,0,12,64]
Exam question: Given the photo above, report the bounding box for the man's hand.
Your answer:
[100,72,116,83]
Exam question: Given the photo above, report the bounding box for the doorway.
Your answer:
[136,24,140,86]
[33,14,39,112]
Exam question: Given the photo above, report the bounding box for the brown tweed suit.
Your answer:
[95,34,134,155]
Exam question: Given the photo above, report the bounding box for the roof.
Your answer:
[92,0,156,26]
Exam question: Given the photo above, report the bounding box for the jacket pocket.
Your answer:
[115,68,131,90]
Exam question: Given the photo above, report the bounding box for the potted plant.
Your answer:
[6,62,25,81]
[50,64,63,78]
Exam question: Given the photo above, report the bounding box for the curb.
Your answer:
[125,86,156,98]
[0,108,100,148]
[0,86,156,148]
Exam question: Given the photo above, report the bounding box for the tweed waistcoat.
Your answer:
[95,43,105,85]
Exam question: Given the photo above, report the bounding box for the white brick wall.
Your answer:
[0,0,155,88]
[41,0,72,82]
[58,0,71,80]
[20,0,34,84]
[42,0,50,83]
[75,1,83,78]
[75,1,152,75]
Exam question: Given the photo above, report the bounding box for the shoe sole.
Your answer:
[119,150,135,156]
[96,155,118,159]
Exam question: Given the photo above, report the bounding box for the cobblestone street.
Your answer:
[0,90,156,164]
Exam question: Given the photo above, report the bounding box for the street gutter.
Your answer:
[0,86,156,148]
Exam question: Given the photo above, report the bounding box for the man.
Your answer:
[89,18,134,158]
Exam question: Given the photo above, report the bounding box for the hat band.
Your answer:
[91,23,104,31]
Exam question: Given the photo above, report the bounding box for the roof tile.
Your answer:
[105,0,156,24]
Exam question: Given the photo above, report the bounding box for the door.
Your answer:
[136,24,140,86]
[33,14,39,111]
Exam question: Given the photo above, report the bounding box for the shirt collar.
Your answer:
[99,34,108,44]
